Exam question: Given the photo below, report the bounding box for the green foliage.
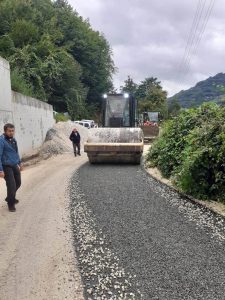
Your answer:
[0,0,114,118]
[168,73,225,108]
[10,19,39,48]
[0,35,15,57]
[121,76,168,119]
[121,76,137,95]
[54,112,70,123]
[147,103,225,201]
[168,97,181,117]
[53,0,115,104]
[11,67,34,97]
[66,88,88,121]
[137,78,168,119]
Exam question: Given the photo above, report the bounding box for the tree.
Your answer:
[0,35,15,57]
[11,67,34,96]
[135,77,161,99]
[0,0,115,118]
[120,76,137,95]
[66,89,87,120]
[9,19,38,48]
[53,1,115,105]
[168,97,181,117]
[136,77,168,118]
[48,50,88,115]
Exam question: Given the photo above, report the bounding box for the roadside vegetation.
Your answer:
[54,112,70,123]
[121,76,168,119]
[0,0,114,120]
[147,103,225,202]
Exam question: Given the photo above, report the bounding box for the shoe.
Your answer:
[78,153,81,156]
[5,198,19,204]
[8,204,16,212]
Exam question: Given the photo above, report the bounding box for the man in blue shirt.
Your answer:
[0,123,23,212]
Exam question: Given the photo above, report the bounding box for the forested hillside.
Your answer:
[168,73,225,108]
[0,0,115,119]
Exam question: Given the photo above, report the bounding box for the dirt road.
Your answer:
[0,154,87,300]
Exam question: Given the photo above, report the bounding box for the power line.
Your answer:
[183,0,215,77]
[176,0,216,90]
[190,0,216,59]
[177,0,203,76]
[177,0,207,88]
[180,0,207,76]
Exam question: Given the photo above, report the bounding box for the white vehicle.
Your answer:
[74,121,91,129]
[81,119,95,128]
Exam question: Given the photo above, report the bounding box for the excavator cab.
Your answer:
[84,94,144,164]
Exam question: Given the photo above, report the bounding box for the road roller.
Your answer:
[84,93,144,164]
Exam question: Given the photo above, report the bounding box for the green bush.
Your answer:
[54,112,70,123]
[147,103,225,201]
[11,68,34,97]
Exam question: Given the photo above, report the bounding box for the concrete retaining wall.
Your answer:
[0,58,13,129]
[0,56,54,157]
[12,92,54,156]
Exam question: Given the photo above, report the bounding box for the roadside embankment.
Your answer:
[144,145,225,219]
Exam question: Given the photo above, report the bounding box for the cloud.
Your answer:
[69,0,225,96]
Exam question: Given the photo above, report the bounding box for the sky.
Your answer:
[68,0,225,96]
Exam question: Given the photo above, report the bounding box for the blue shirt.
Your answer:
[0,134,21,172]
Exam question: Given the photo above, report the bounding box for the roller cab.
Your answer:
[84,94,144,164]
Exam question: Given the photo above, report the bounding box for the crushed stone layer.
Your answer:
[70,163,225,300]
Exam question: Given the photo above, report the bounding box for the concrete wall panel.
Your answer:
[12,92,54,156]
[0,57,12,111]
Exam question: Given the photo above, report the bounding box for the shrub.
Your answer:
[147,103,225,201]
[54,112,70,123]
[11,68,34,97]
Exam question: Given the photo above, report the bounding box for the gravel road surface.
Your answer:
[70,163,225,300]
[0,154,85,300]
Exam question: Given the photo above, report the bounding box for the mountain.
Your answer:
[168,73,225,108]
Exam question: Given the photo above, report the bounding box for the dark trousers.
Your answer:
[3,165,21,205]
[73,143,80,156]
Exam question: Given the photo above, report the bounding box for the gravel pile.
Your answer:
[39,121,88,159]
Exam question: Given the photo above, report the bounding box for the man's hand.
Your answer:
[19,164,24,171]
[0,171,5,178]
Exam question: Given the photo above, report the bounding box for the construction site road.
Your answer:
[0,154,86,300]
[70,163,225,300]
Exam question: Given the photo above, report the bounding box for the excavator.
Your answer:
[84,93,144,164]
[141,111,160,142]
